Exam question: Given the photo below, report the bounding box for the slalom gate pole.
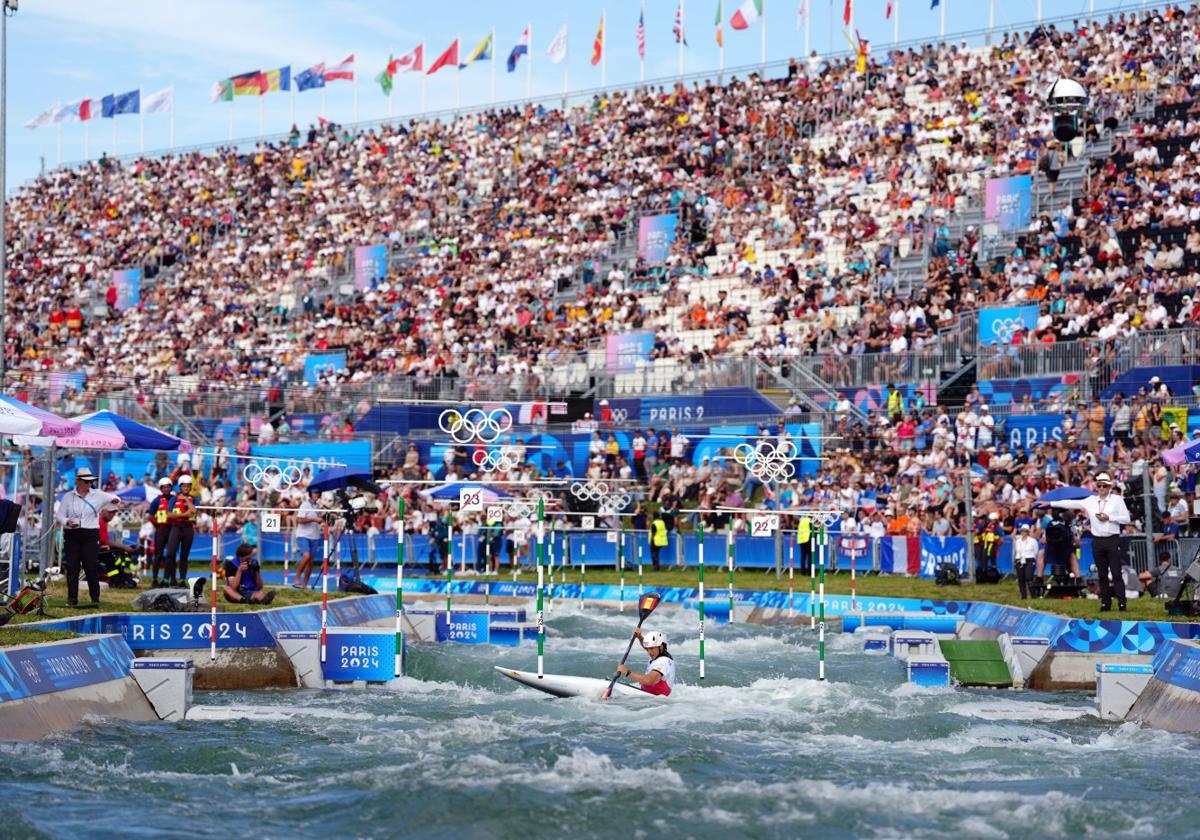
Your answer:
[283,530,290,582]
[395,497,405,678]
[335,527,342,574]
[320,520,330,664]
[618,522,625,613]
[637,536,644,597]
[850,541,857,611]
[698,520,706,680]
[818,522,827,682]
[726,526,735,623]
[511,520,519,582]
[210,520,218,662]
[547,519,556,614]
[445,512,453,615]
[458,512,466,574]
[580,533,587,611]
[809,532,816,630]
[536,498,545,679]
[789,532,795,617]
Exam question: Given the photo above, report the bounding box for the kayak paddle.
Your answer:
[602,592,662,700]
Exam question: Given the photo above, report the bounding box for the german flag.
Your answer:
[231,70,266,96]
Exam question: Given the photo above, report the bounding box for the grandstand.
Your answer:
[6,4,1200,579]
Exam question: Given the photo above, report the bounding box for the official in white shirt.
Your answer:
[1044,472,1131,611]
[1013,523,1041,600]
[55,467,122,606]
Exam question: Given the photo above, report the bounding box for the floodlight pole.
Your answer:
[0,1,12,385]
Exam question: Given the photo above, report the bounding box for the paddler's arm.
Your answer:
[615,663,663,687]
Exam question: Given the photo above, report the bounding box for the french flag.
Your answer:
[507,26,530,72]
[880,536,921,575]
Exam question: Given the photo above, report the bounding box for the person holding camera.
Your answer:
[54,467,122,607]
[223,543,276,604]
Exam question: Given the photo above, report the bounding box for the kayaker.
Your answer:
[616,629,674,696]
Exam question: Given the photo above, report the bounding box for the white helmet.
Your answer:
[642,630,667,649]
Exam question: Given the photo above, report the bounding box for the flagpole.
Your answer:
[258,94,264,139]
[526,23,533,102]
[56,123,61,166]
[804,0,811,58]
[170,84,176,149]
[562,15,569,100]
[989,0,996,42]
[353,62,359,123]
[228,101,234,142]
[718,0,725,81]
[421,40,428,113]
[320,86,327,121]
[760,0,767,69]
[678,0,685,80]
[849,0,854,33]
[940,0,946,39]
[893,0,899,46]
[388,46,395,118]
[112,112,117,156]
[491,27,497,105]
[639,1,645,83]
[138,87,144,153]
[84,120,90,161]
[600,11,606,90]
[1036,0,1042,24]
[456,32,462,112]
[291,79,297,128]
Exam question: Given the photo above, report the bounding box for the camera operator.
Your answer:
[223,543,276,604]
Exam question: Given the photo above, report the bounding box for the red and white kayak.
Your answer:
[493,666,667,700]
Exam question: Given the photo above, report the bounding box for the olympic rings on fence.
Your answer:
[242,462,304,492]
[570,480,631,512]
[472,449,516,472]
[733,440,799,483]
[438,407,513,444]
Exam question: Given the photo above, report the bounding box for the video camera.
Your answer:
[321,488,380,529]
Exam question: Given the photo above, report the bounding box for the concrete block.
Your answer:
[1096,662,1154,721]
[890,630,939,662]
[276,631,322,688]
[1009,636,1051,684]
[861,631,890,652]
[908,655,951,688]
[129,658,194,722]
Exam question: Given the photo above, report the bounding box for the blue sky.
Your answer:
[7,0,1123,186]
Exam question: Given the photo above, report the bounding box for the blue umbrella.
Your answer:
[1037,486,1095,503]
[16,410,190,451]
[421,481,513,502]
[308,465,378,493]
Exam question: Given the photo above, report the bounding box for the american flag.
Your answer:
[674,0,687,45]
[637,5,645,59]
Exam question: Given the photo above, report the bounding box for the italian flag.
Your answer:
[730,0,762,29]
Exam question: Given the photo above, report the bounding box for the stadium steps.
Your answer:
[937,639,1013,688]
[937,358,976,410]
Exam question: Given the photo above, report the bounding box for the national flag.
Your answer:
[461,33,493,68]
[730,0,762,29]
[880,535,921,575]
[427,39,460,75]
[75,98,97,121]
[886,0,893,18]
[797,0,808,27]
[715,0,724,47]
[101,89,140,117]
[507,27,530,72]
[547,23,568,64]
[674,0,687,44]
[141,86,174,114]
[295,63,325,92]
[49,103,76,125]
[23,109,53,129]
[591,15,604,66]
[854,29,869,74]
[210,79,233,103]
[264,66,291,93]
[931,0,939,7]
[636,6,646,59]
[396,44,424,73]
[325,54,354,82]
[843,0,852,25]
[231,71,266,96]
[376,55,396,95]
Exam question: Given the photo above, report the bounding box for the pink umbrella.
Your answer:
[0,394,80,437]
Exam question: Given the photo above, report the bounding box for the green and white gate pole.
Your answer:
[536,498,546,679]
[445,511,454,615]
[579,532,587,610]
[726,525,735,623]
[808,531,817,629]
[395,497,405,678]
[618,520,626,613]
[818,521,827,682]
[698,520,706,680]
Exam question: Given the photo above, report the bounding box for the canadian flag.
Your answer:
[393,44,424,74]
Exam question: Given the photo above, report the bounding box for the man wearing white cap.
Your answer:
[1042,472,1131,611]
[55,468,122,606]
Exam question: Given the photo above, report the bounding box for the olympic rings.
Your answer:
[733,440,799,483]
[571,480,631,512]
[439,407,513,444]
[472,449,516,472]
[242,462,304,492]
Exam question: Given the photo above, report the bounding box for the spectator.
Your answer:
[223,543,276,604]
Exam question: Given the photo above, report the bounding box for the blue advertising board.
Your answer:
[1006,413,1065,453]
[637,213,677,263]
[354,244,389,290]
[303,352,347,385]
[435,612,491,644]
[0,635,134,704]
[985,175,1033,233]
[919,535,968,578]
[597,387,779,426]
[322,630,396,681]
[978,305,1040,346]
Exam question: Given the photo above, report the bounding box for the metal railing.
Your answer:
[976,340,1096,382]
[788,350,945,390]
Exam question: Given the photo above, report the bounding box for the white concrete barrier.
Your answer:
[129,658,194,721]
[1096,662,1154,721]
